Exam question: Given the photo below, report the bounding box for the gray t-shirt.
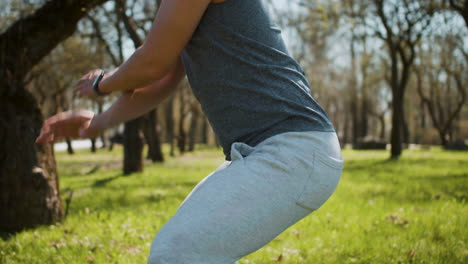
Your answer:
[181,0,335,160]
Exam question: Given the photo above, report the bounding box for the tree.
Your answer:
[415,33,467,146]
[0,0,107,231]
[188,104,201,152]
[371,0,434,158]
[165,95,176,156]
[144,109,164,162]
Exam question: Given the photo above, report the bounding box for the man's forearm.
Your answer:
[98,47,166,94]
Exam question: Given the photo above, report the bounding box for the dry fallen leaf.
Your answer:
[86,255,95,263]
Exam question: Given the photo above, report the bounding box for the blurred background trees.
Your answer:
[0,0,466,230]
[285,0,467,153]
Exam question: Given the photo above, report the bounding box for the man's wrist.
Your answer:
[87,113,106,137]
[92,70,108,96]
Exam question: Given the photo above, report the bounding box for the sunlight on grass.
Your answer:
[1,146,466,264]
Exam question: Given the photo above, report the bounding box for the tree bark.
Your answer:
[343,104,350,145]
[200,116,209,145]
[123,118,144,175]
[0,0,107,231]
[66,138,74,155]
[390,96,403,158]
[0,88,63,230]
[379,114,386,140]
[402,110,410,145]
[90,138,97,153]
[177,93,187,154]
[350,34,359,146]
[178,123,187,154]
[165,96,175,156]
[144,109,164,162]
[188,107,200,152]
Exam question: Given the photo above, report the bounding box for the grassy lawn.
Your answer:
[1,146,467,263]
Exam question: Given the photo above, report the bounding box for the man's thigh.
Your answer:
[150,154,311,262]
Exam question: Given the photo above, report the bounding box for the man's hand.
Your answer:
[75,69,107,99]
[35,110,99,144]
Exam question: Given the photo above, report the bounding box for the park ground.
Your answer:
[1,146,467,263]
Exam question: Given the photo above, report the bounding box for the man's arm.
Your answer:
[94,0,211,94]
[87,57,185,134]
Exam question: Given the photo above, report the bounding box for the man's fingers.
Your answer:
[45,112,67,125]
[36,130,53,144]
[36,110,93,144]
[35,134,45,144]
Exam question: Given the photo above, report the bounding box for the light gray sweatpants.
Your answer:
[148,131,344,264]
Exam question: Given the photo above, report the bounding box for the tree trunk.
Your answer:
[144,109,164,162]
[350,35,359,145]
[402,111,410,145]
[390,95,403,158]
[90,138,97,153]
[152,126,164,162]
[188,108,200,152]
[0,0,107,231]
[438,130,448,147]
[389,45,403,159]
[351,100,359,144]
[178,123,187,154]
[165,97,175,157]
[66,138,74,155]
[379,114,386,140]
[0,88,63,231]
[200,116,209,145]
[420,99,426,129]
[100,134,107,149]
[177,89,187,154]
[123,118,144,175]
[343,105,350,145]
[109,136,114,151]
[360,98,369,138]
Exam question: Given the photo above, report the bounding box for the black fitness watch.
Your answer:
[92,70,107,96]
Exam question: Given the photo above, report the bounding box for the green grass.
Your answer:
[1,146,467,264]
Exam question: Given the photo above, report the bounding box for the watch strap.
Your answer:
[92,70,107,96]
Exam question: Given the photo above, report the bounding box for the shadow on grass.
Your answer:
[65,177,199,215]
[92,173,123,188]
[67,191,190,215]
[0,231,18,241]
[343,155,467,203]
